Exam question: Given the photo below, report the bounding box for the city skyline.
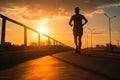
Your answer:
[0,0,120,48]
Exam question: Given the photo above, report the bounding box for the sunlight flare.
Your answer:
[37,26,49,34]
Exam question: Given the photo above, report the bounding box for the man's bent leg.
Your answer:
[79,36,82,49]
[74,35,78,48]
[78,35,82,53]
[74,35,79,53]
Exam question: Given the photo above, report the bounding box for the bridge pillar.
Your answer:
[53,40,56,46]
[1,17,6,50]
[55,40,57,46]
[48,37,51,46]
[24,27,27,49]
[56,41,58,46]
[38,33,40,47]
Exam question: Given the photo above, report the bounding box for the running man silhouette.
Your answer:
[69,7,88,54]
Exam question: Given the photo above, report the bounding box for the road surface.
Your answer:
[0,50,120,80]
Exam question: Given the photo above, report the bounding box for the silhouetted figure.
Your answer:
[69,7,88,54]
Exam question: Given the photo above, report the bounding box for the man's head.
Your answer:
[75,7,80,14]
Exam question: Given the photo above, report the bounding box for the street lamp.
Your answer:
[88,28,95,49]
[84,32,89,49]
[104,13,116,51]
[117,40,119,47]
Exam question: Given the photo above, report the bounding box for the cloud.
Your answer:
[0,0,120,20]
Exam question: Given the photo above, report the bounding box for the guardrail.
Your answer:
[0,14,68,50]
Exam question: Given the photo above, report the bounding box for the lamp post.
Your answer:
[117,40,119,47]
[88,28,95,49]
[84,32,88,49]
[104,13,116,51]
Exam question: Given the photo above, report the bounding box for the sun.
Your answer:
[37,26,49,34]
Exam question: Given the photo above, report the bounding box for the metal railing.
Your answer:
[0,14,68,50]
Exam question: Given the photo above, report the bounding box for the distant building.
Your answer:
[30,42,46,46]
[95,44,106,50]
[40,42,45,46]
[30,42,37,46]
[96,44,105,48]
[4,42,12,46]
[96,45,100,48]
[46,40,51,46]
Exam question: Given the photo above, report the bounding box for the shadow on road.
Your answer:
[51,55,116,80]
[0,46,73,71]
[81,50,120,61]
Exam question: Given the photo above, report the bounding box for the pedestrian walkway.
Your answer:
[0,50,120,80]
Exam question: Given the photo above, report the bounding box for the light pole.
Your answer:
[104,13,116,51]
[88,28,95,49]
[117,40,119,47]
[84,32,88,49]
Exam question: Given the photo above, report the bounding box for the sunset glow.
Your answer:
[37,26,49,34]
[0,0,120,48]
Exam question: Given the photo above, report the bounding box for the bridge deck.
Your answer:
[0,50,120,80]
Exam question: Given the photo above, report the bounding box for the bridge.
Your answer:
[0,14,120,80]
[0,14,70,50]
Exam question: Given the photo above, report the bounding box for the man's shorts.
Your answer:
[73,27,83,36]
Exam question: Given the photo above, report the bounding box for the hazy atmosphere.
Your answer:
[0,0,120,48]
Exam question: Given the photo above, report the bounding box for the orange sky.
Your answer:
[0,0,120,48]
